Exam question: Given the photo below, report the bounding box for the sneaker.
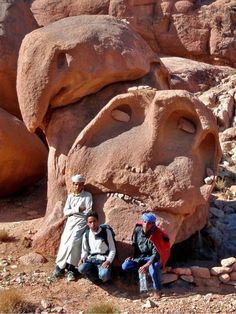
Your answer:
[50,267,65,280]
[67,271,76,282]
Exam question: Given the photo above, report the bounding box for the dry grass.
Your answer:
[0,229,10,242]
[0,289,32,313]
[87,301,120,314]
[214,178,226,192]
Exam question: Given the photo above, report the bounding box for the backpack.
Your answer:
[85,224,118,258]
[133,222,170,268]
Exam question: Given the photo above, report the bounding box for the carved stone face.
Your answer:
[16,15,221,255]
[66,89,221,246]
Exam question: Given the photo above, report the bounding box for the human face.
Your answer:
[87,216,99,232]
[72,181,84,193]
[142,220,154,234]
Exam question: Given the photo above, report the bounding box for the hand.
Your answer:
[139,262,151,273]
[101,261,111,268]
[78,258,85,266]
[125,256,132,262]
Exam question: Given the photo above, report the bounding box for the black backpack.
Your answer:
[84,224,118,257]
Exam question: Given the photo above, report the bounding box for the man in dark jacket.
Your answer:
[122,213,165,293]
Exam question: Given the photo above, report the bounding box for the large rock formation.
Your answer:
[16,14,222,257]
[0,108,48,196]
[0,0,38,118]
[17,15,158,132]
[30,0,236,67]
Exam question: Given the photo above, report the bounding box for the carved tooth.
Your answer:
[136,167,141,173]
[118,193,124,199]
[125,164,130,170]
[140,166,145,173]
[131,167,136,173]
[128,86,138,92]
[107,193,111,197]
[124,195,131,201]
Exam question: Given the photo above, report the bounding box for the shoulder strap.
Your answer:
[99,225,109,247]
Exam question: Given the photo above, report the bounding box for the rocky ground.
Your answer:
[0,180,236,314]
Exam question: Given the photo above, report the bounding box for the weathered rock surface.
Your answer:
[30,0,236,67]
[161,57,234,93]
[30,0,110,26]
[0,0,38,118]
[0,108,48,196]
[17,15,158,132]
[66,90,221,248]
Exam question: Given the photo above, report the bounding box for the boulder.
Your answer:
[0,108,47,196]
[0,0,38,118]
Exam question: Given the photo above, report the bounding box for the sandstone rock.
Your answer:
[0,0,38,118]
[210,266,232,276]
[190,266,211,279]
[17,15,158,132]
[162,273,178,284]
[31,0,110,26]
[219,273,230,283]
[29,0,236,67]
[0,108,48,196]
[66,90,221,246]
[195,276,221,288]
[161,57,232,93]
[19,252,47,265]
[230,272,236,281]
[221,257,236,267]
[172,267,192,276]
[180,275,194,283]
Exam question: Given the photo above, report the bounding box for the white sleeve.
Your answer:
[106,229,116,263]
[81,232,89,260]
[84,193,93,212]
[63,194,73,216]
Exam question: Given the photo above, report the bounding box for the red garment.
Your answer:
[134,221,170,267]
[149,226,170,267]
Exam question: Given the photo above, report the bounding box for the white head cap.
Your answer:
[71,174,85,183]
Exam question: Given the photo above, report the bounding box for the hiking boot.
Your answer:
[49,266,65,281]
[67,271,76,282]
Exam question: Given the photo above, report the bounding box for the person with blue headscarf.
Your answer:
[122,212,162,295]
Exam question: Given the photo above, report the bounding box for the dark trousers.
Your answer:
[122,257,162,290]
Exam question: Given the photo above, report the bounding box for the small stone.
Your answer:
[221,257,236,267]
[41,299,52,309]
[211,266,232,275]
[180,275,194,283]
[219,273,230,283]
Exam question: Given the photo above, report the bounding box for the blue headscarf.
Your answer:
[142,213,156,223]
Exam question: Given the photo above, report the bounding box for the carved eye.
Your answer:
[111,105,132,122]
[178,117,196,134]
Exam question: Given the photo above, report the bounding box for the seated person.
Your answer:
[78,211,116,283]
[122,212,167,293]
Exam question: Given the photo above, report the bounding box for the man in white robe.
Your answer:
[51,174,93,281]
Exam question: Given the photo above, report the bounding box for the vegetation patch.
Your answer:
[87,301,120,314]
[0,229,10,242]
[0,288,34,313]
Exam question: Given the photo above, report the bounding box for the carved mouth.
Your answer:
[106,192,146,207]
